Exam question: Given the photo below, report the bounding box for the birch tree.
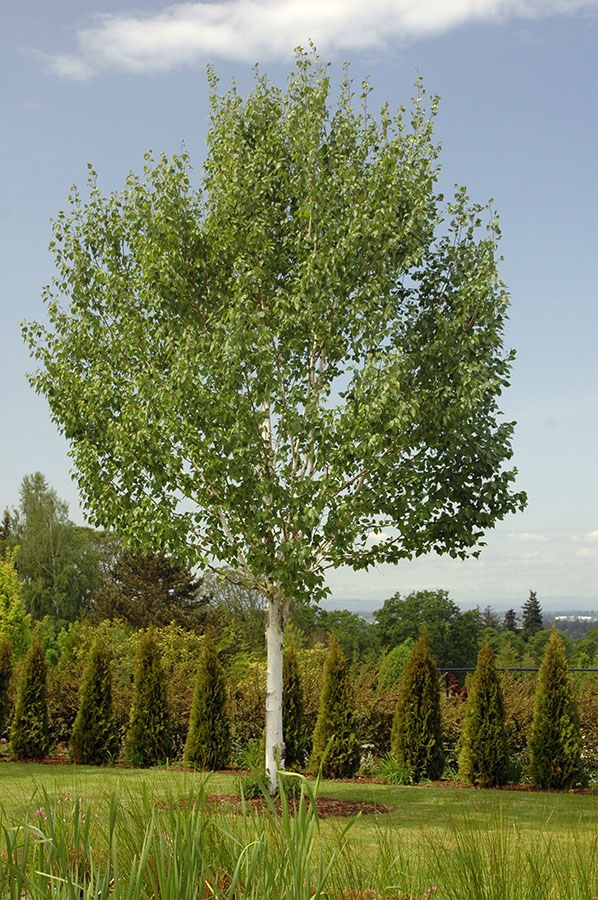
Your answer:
[24,50,525,792]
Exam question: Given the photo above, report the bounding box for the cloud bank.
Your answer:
[328,527,598,607]
[44,0,598,79]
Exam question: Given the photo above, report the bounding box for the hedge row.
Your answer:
[1,621,596,787]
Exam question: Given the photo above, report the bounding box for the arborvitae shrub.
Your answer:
[185,639,230,770]
[390,629,444,781]
[529,629,582,788]
[458,642,510,786]
[0,633,12,738]
[283,642,306,768]
[310,633,360,778]
[126,627,173,767]
[70,638,119,765]
[10,632,50,759]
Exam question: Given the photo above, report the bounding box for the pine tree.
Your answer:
[479,605,500,630]
[529,629,582,789]
[283,642,306,769]
[503,609,518,633]
[10,632,50,759]
[71,638,119,765]
[0,633,13,738]
[390,629,444,781]
[521,590,543,641]
[458,642,510,786]
[94,549,206,629]
[185,639,230,770]
[310,634,360,778]
[125,628,173,767]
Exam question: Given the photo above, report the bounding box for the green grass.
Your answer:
[0,761,230,811]
[0,764,596,899]
[319,777,598,832]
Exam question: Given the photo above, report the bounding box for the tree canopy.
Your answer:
[10,473,107,622]
[23,50,525,788]
[93,548,206,629]
[374,589,479,668]
[25,53,524,598]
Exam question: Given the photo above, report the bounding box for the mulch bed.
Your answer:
[208,794,392,818]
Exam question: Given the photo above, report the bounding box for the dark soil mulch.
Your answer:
[208,794,392,818]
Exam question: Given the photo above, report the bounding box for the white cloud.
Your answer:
[574,530,598,560]
[41,0,598,79]
[364,528,395,547]
[576,546,598,559]
[511,531,551,542]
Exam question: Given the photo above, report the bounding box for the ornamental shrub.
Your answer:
[458,641,510,786]
[0,549,31,659]
[283,642,306,768]
[390,629,444,781]
[125,627,173,766]
[10,632,50,759]
[70,637,119,765]
[529,629,582,788]
[0,633,12,738]
[310,633,360,778]
[377,638,415,693]
[185,638,230,770]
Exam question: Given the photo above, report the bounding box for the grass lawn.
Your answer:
[0,763,596,899]
[0,761,231,815]
[320,777,598,831]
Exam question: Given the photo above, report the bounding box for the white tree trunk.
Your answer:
[265,594,286,794]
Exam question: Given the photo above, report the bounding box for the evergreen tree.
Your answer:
[126,628,173,767]
[390,629,444,781]
[310,634,360,778]
[71,637,119,765]
[10,632,50,759]
[283,642,306,769]
[0,633,13,738]
[458,642,510,786]
[521,590,543,641]
[529,629,582,789]
[0,549,31,658]
[185,639,230,770]
[503,609,518,633]
[0,509,13,558]
[94,549,206,630]
[478,605,500,630]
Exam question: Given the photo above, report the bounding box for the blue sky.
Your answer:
[1,0,596,613]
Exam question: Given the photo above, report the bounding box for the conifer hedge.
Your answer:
[529,629,582,788]
[283,642,306,768]
[185,638,230,770]
[0,633,12,738]
[125,627,173,767]
[390,629,444,781]
[310,633,360,778]
[10,632,50,759]
[70,637,119,765]
[458,641,510,786]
